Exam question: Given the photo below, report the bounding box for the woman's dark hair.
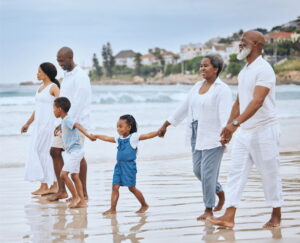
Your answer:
[54,97,71,112]
[119,114,137,134]
[204,54,224,77]
[40,62,60,88]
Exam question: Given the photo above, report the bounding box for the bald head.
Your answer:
[243,31,265,51]
[57,47,74,59]
[57,47,75,71]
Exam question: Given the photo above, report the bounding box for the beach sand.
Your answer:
[0,118,300,242]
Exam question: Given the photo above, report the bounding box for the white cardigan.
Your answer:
[168,78,232,150]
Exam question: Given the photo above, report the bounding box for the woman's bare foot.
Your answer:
[66,195,88,202]
[214,191,225,212]
[102,208,116,215]
[68,197,81,208]
[31,184,49,195]
[136,204,149,213]
[32,188,50,195]
[76,200,87,208]
[197,208,213,221]
[47,192,68,201]
[206,215,235,228]
[49,183,58,194]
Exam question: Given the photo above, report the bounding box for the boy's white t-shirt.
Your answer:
[114,132,140,149]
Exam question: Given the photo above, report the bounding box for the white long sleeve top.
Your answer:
[167,78,232,150]
[60,66,92,130]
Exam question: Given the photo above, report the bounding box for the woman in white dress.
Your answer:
[21,62,60,195]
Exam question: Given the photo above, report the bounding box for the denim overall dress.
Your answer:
[112,135,137,187]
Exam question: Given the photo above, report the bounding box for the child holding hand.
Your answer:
[92,114,158,215]
[53,97,95,208]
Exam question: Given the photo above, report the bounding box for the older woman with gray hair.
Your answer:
[158,54,232,220]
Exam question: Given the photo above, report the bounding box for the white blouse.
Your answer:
[168,78,232,150]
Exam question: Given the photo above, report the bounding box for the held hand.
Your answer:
[220,124,237,145]
[158,126,167,138]
[54,125,62,136]
[21,123,29,133]
[220,133,232,145]
[88,134,97,141]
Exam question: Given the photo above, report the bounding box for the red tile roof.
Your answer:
[265,32,293,39]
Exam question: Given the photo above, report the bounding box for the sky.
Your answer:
[0,0,299,83]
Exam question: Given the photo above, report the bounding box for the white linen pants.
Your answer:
[225,124,283,208]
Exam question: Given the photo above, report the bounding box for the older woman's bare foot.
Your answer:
[136,204,149,213]
[213,191,225,212]
[47,192,68,201]
[263,215,281,228]
[102,208,116,215]
[206,215,235,228]
[197,208,213,221]
[68,197,81,208]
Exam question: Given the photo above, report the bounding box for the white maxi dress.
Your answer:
[24,83,57,184]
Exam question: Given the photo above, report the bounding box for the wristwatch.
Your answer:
[232,120,240,126]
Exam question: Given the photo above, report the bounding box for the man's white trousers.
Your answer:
[225,124,283,208]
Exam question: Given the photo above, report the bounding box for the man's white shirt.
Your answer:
[60,66,92,130]
[238,55,277,130]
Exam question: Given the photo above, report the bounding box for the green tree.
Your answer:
[227,54,243,76]
[113,65,134,75]
[134,53,142,75]
[102,42,115,78]
[183,56,203,73]
[92,53,103,77]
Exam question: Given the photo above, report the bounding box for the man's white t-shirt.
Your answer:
[238,55,278,130]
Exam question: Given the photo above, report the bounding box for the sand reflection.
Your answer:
[24,196,88,242]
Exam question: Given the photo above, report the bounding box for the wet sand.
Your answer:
[0,118,300,242]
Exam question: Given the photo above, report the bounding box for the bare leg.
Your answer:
[32,183,49,195]
[207,207,236,228]
[71,173,87,208]
[128,186,149,213]
[79,157,88,200]
[103,185,120,215]
[67,157,88,202]
[48,147,68,201]
[60,171,80,208]
[214,191,225,212]
[263,207,281,228]
[197,208,213,221]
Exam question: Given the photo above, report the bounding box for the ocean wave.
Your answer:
[0,92,187,106]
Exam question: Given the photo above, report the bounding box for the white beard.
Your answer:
[237,47,251,60]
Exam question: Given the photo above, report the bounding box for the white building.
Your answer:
[141,53,158,66]
[115,50,136,68]
[180,43,204,61]
[162,51,178,64]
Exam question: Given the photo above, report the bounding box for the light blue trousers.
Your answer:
[191,120,224,208]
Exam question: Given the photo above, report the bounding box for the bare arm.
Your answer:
[221,86,270,144]
[73,123,96,141]
[50,85,60,97]
[21,112,35,133]
[92,134,116,143]
[226,95,240,125]
[139,131,159,141]
[234,86,269,124]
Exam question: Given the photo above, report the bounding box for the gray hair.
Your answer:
[204,54,224,77]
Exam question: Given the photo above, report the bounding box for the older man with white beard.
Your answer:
[207,31,282,229]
